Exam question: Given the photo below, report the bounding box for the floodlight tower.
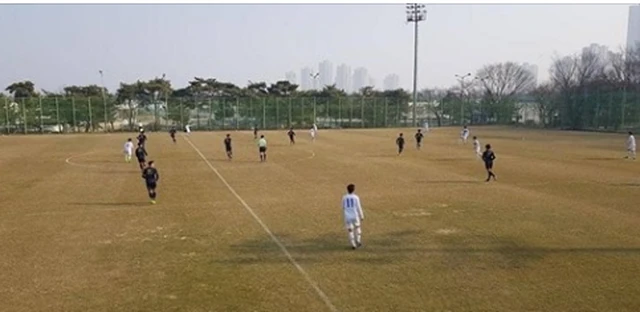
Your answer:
[406,3,426,126]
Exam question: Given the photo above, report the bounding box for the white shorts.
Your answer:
[344,218,361,230]
[124,149,133,155]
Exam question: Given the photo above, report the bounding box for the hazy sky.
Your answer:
[0,4,631,93]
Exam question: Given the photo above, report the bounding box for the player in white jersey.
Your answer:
[342,184,364,250]
[123,138,134,163]
[313,123,318,135]
[472,136,481,158]
[185,124,191,135]
[309,127,316,141]
[460,126,469,144]
[626,131,636,160]
[423,121,429,132]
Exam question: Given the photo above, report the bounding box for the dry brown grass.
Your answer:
[1,126,639,312]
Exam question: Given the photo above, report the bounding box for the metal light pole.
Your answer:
[455,73,472,125]
[406,3,426,127]
[474,75,488,124]
[99,70,108,132]
[310,72,320,90]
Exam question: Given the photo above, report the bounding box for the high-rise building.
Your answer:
[318,60,334,89]
[285,71,297,85]
[352,67,368,92]
[383,74,399,90]
[300,67,313,90]
[335,64,352,93]
[628,5,640,50]
[368,77,376,89]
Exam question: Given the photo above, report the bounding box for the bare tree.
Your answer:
[531,82,558,127]
[476,62,536,123]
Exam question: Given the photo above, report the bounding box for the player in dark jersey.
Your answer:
[224,134,232,160]
[288,128,296,145]
[482,144,497,182]
[253,125,259,139]
[169,126,177,143]
[137,130,147,148]
[135,144,148,170]
[415,129,424,150]
[141,161,160,204]
[396,133,405,155]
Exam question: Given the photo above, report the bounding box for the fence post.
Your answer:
[276,98,280,129]
[55,97,60,133]
[338,98,342,128]
[72,97,77,132]
[262,97,266,130]
[22,98,27,134]
[288,97,292,127]
[313,97,317,126]
[349,98,353,128]
[361,97,365,128]
[88,97,93,132]
[396,101,400,127]
[373,98,377,127]
[301,98,305,126]
[179,98,184,128]
[39,96,43,134]
[103,93,108,132]
[384,98,388,127]
[4,97,8,134]
[236,97,240,130]
[196,100,200,130]
[325,98,329,128]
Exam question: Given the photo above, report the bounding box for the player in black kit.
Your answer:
[396,133,405,155]
[224,134,233,160]
[142,161,160,204]
[135,144,148,170]
[415,129,424,150]
[169,126,177,143]
[288,128,296,145]
[253,125,259,139]
[137,130,147,148]
[482,144,497,182]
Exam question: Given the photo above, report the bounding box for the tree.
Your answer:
[476,62,537,124]
[6,81,37,98]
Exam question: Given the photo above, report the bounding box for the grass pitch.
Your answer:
[1,126,639,312]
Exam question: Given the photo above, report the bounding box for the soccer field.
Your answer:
[1,126,639,312]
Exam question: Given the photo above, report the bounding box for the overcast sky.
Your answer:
[0,4,631,93]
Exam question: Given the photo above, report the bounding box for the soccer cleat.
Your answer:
[351,246,357,250]
[357,242,362,248]
[150,200,156,204]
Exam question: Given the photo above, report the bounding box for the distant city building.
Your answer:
[285,71,297,85]
[368,77,376,89]
[353,67,368,92]
[383,74,399,90]
[300,67,313,90]
[335,64,352,93]
[628,5,640,50]
[318,60,334,89]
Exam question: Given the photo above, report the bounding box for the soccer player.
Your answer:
[482,144,497,182]
[415,129,424,150]
[342,184,364,250]
[169,126,177,143]
[137,130,147,148]
[396,133,405,155]
[135,144,148,170]
[185,124,191,135]
[224,134,233,160]
[309,127,316,142]
[142,161,160,204]
[313,123,318,137]
[123,138,134,163]
[258,135,267,162]
[460,125,470,144]
[253,125,259,139]
[473,136,482,158]
[287,128,296,145]
[626,131,636,160]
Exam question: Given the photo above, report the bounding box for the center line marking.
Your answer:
[182,135,338,312]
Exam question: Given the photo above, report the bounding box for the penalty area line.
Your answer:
[181,135,338,312]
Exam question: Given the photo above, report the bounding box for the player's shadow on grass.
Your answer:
[609,182,640,187]
[430,158,476,162]
[415,180,481,185]
[582,157,621,161]
[218,230,640,267]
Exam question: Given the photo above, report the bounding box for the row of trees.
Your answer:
[4,43,640,133]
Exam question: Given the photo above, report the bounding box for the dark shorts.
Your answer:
[226,147,232,152]
[484,161,493,169]
[146,181,157,189]
[259,146,267,153]
[137,157,146,163]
